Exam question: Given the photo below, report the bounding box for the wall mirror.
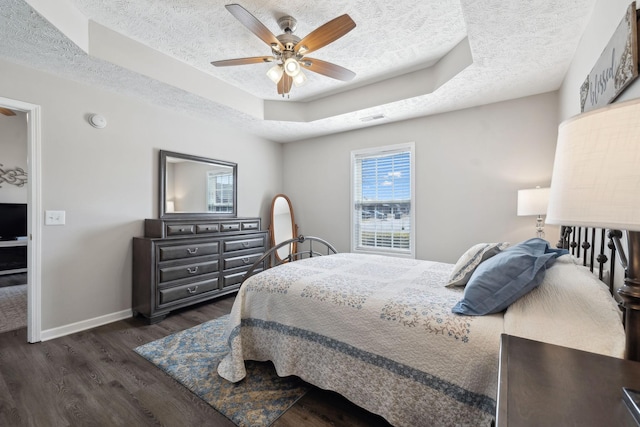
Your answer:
[270,194,298,261]
[159,150,237,218]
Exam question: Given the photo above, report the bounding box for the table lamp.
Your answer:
[546,97,640,361]
[517,186,550,238]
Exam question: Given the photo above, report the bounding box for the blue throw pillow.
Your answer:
[451,238,568,315]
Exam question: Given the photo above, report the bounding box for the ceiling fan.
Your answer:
[0,107,16,117]
[211,4,356,97]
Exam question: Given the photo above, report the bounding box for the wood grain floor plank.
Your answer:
[0,294,390,426]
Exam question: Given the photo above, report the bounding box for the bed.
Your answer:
[217,232,625,426]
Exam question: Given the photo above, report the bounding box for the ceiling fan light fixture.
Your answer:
[293,71,307,87]
[214,5,357,96]
[284,57,301,76]
[267,64,284,84]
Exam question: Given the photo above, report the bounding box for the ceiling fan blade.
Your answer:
[225,4,284,50]
[277,73,293,95]
[211,56,274,67]
[296,14,356,55]
[0,107,16,116]
[302,58,355,81]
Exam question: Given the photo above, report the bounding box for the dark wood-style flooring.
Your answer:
[0,294,391,426]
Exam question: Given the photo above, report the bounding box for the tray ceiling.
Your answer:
[0,0,596,142]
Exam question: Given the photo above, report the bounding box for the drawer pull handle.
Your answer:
[242,242,250,247]
[187,266,199,274]
[243,257,251,264]
[179,228,185,232]
[187,247,199,255]
[187,286,199,294]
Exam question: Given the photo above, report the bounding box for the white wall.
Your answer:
[0,112,28,203]
[559,0,640,120]
[0,59,282,332]
[283,92,560,263]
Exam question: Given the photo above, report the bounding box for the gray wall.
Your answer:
[0,58,282,333]
[282,92,560,264]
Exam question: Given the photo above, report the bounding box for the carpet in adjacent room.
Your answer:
[0,283,27,333]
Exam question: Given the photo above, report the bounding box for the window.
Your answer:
[207,171,234,213]
[351,142,415,257]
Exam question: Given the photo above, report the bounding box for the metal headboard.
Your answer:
[556,225,620,294]
[242,235,338,283]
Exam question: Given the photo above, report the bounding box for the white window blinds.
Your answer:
[351,143,415,257]
[207,172,234,213]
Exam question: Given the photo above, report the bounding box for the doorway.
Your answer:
[0,96,41,343]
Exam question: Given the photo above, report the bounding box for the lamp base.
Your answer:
[535,215,545,239]
[617,231,640,361]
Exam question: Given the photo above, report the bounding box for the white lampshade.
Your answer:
[517,187,550,216]
[546,97,640,231]
[266,65,284,84]
[292,71,307,87]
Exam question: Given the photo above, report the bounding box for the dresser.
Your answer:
[496,334,640,426]
[133,217,267,323]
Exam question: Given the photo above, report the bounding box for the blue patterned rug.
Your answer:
[134,315,310,427]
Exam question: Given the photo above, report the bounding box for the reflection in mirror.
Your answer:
[160,150,237,218]
[270,194,298,262]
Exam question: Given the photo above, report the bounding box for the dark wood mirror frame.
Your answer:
[159,150,237,219]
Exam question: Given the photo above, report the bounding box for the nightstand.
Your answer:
[496,334,640,426]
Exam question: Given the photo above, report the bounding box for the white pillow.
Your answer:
[446,242,510,287]
[504,254,624,358]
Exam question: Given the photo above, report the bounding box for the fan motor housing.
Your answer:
[277,33,300,52]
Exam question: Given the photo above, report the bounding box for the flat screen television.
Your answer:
[0,203,27,240]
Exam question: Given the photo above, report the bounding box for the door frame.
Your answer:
[0,96,42,343]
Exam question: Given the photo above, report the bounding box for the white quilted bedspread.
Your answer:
[218,253,503,426]
[217,253,625,426]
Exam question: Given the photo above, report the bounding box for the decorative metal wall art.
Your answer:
[580,2,640,112]
[0,164,28,187]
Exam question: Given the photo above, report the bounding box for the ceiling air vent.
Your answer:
[359,114,386,122]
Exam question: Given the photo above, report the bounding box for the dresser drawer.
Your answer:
[241,221,260,231]
[166,224,196,236]
[159,259,219,283]
[223,252,263,270]
[224,236,265,252]
[196,223,220,234]
[222,270,247,288]
[159,278,219,305]
[159,241,219,261]
[220,222,241,232]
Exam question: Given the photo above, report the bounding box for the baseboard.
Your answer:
[40,309,132,342]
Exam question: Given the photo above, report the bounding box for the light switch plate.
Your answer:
[45,210,66,225]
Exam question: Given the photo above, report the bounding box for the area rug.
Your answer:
[134,314,310,427]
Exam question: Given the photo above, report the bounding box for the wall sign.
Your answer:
[580,2,640,112]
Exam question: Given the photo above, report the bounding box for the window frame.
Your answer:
[350,142,416,258]
[206,171,234,213]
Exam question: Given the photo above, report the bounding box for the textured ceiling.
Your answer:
[0,0,596,142]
